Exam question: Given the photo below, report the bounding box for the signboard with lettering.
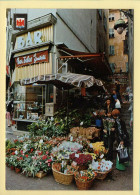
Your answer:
[15,50,49,67]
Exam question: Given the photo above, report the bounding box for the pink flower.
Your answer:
[48,163,51,166]
[48,159,52,163]
[46,151,49,155]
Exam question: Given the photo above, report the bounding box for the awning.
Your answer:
[58,47,112,77]
[20,73,106,91]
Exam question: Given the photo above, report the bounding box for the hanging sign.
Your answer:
[15,50,49,67]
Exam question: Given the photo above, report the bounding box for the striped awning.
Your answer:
[20,73,106,91]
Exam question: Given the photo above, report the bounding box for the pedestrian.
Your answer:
[115,80,122,103]
[111,90,117,109]
[6,98,14,127]
[125,85,131,102]
[102,111,115,160]
[111,109,130,170]
[104,98,113,115]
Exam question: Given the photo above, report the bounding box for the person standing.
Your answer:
[111,109,130,170]
[6,99,14,127]
[104,98,113,115]
[115,80,122,103]
[111,90,117,109]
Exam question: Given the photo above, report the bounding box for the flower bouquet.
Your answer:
[74,169,96,190]
[69,153,92,171]
[103,118,115,136]
[89,159,113,180]
[89,142,108,160]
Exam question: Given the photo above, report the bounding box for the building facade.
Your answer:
[6,9,110,130]
[108,9,128,74]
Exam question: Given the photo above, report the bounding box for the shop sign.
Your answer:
[15,50,49,67]
[17,31,42,49]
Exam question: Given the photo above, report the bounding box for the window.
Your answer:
[109,63,115,73]
[123,40,128,54]
[98,9,102,19]
[104,15,107,31]
[109,14,115,22]
[109,28,115,38]
[126,62,129,72]
[109,45,115,55]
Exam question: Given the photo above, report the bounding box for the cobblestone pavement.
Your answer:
[6,123,133,191]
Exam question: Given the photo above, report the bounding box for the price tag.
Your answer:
[75,154,79,158]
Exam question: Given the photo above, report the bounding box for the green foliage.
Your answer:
[6,139,15,150]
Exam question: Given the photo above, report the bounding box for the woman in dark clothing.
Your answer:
[112,109,130,170]
[6,99,14,127]
[104,99,113,115]
[102,112,115,160]
[115,80,122,103]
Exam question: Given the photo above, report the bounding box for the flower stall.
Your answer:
[6,133,113,189]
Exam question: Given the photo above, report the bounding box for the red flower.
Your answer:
[14,139,18,143]
[47,159,52,163]
[20,150,23,155]
[46,151,49,155]
[42,155,47,160]
[11,152,15,155]
[25,154,28,158]
[38,151,43,155]
[30,148,34,153]
[19,157,23,160]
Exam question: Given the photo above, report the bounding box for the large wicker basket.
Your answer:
[75,177,95,190]
[52,163,74,185]
[95,168,112,180]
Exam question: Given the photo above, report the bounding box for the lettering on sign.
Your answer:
[15,50,49,67]
[17,31,42,49]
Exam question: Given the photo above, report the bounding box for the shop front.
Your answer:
[11,24,55,131]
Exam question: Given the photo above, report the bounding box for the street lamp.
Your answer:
[114,18,127,34]
[114,9,133,34]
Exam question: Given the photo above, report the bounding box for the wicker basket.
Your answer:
[52,163,74,185]
[75,177,95,190]
[95,168,112,180]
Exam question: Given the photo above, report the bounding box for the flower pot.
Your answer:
[10,165,15,170]
[15,167,21,173]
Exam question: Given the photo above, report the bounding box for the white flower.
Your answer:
[15,150,18,155]
[100,154,104,159]
[80,121,83,126]
[39,139,43,144]
[51,117,54,121]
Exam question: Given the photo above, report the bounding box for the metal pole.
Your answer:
[67,87,69,131]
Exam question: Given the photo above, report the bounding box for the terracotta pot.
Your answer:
[10,165,15,170]
[15,167,21,173]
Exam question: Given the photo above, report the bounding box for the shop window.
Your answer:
[109,45,115,55]
[126,62,129,72]
[109,14,115,22]
[109,28,115,38]
[124,40,128,54]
